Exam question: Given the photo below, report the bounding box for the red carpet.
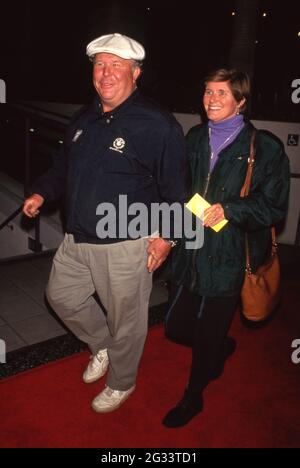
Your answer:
[1,276,300,448]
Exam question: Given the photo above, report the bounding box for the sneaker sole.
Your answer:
[91,388,135,413]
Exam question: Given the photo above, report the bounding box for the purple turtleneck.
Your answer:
[208,114,244,171]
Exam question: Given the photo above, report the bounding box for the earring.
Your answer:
[236,107,240,115]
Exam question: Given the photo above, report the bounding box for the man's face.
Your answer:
[93,53,141,112]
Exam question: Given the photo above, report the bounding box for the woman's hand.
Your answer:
[203,203,225,227]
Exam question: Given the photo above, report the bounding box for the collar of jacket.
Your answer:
[204,120,256,162]
[89,88,141,120]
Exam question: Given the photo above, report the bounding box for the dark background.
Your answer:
[0,0,300,121]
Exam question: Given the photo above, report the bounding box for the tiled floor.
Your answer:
[0,254,169,353]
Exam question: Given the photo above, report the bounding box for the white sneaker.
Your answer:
[91,385,135,413]
[82,349,109,384]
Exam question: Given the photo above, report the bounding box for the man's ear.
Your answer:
[133,67,141,83]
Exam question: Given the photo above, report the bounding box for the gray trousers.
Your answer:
[46,234,153,390]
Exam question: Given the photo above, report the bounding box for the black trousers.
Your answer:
[165,285,239,392]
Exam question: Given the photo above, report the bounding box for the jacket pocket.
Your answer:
[101,148,150,176]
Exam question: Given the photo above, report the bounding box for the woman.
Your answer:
[163,69,290,428]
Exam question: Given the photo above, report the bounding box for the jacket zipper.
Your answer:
[190,150,212,290]
[202,172,211,199]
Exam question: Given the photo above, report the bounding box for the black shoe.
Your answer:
[211,337,236,380]
[162,391,203,428]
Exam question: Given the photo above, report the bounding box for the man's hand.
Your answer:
[203,203,225,227]
[147,237,172,273]
[23,194,44,218]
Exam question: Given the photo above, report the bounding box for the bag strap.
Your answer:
[240,131,277,274]
[240,131,256,197]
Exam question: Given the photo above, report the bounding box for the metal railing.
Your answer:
[0,205,23,231]
[0,102,69,262]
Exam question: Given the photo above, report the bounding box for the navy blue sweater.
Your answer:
[31,90,190,243]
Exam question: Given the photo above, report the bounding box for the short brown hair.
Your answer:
[204,68,250,112]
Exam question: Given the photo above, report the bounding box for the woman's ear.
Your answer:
[237,97,246,114]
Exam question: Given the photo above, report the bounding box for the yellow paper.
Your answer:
[186,193,228,232]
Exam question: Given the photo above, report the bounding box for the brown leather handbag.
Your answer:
[240,131,281,321]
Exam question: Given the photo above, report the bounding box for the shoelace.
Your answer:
[104,387,123,397]
[89,353,105,370]
[96,354,105,363]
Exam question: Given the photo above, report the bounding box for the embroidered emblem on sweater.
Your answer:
[110,138,125,154]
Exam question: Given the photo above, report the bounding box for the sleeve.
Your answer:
[154,123,191,204]
[29,144,68,203]
[28,105,88,203]
[223,135,290,232]
[152,121,191,241]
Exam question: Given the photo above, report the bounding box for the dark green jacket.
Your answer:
[170,121,290,297]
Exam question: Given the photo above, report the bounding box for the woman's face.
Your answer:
[203,81,244,122]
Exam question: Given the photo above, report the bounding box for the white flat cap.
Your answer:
[86,33,145,61]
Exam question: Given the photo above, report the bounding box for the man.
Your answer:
[23,33,189,413]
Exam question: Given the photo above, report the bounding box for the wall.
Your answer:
[1,103,298,257]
